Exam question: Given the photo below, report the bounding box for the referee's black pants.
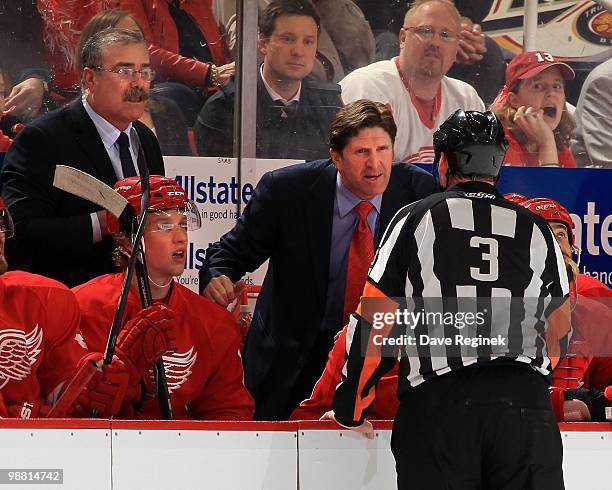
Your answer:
[391,363,564,490]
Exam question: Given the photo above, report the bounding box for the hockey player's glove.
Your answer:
[115,304,176,396]
[73,353,129,417]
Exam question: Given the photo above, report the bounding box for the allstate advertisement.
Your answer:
[164,157,300,292]
[497,166,612,286]
[165,157,611,292]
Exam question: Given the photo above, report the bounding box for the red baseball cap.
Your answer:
[506,51,575,88]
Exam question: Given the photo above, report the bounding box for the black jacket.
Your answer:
[0,99,165,286]
[200,159,438,419]
[195,71,342,159]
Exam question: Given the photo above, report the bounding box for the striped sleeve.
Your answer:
[332,202,422,426]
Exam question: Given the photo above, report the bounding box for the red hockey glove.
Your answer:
[115,305,176,391]
[74,353,129,417]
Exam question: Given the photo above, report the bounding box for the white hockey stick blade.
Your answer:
[53,165,128,217]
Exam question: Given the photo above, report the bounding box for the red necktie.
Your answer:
[342,201,374,325]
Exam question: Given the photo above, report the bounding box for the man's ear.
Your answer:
[399,27,407,50]
[258,34,269,58]
[82,67,96,91]
[330,148,341,167]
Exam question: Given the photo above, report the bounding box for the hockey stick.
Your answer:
[53,166,128,218]
[130,127,173,419]
[45,358,99,418]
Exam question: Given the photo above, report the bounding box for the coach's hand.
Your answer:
[203,275,245,307]
[320,410,375,439]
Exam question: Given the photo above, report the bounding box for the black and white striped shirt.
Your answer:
[333,181,571,426]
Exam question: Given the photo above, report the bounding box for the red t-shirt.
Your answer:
[503,130,576,168]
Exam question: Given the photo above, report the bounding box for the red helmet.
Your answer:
[503,192,527,204]
[521,197,574,245]
[107,176,198,235]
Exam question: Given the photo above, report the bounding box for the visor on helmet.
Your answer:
[147,200,202,233]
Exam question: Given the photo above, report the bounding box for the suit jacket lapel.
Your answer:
[69,100,117,187]
[306,162,336,309]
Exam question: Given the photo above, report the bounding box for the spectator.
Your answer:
[74,176,254,420]
[76,9,191,156]
[571,57,612,168]
[195,0,342,159]
[118,0,235,124]
[328,110,570,489]
[340,0,485,163]
[354,1,505,105]
[0,1,51,123]
[199,99,437,420]
[1,28,165,287]
[0,197,169,419]
[258,0,375,83]
[490,50,577,167]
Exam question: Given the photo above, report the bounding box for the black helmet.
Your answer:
[433,110,508,179]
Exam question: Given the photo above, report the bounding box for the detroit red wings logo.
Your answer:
[148,347,198,395]
[163,348,197,393]
[0,326,43,389]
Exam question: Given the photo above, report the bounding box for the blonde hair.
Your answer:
[489,80,576,151]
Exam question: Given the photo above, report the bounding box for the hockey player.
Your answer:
[73,176,254,420]
[0,198,175,418]
[522,197,612,421]
[326,110,570,489]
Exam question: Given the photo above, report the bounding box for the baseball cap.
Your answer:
[506,51,575,88]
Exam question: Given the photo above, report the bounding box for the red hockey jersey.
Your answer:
[0,271,87,417]
[73,273,254,420]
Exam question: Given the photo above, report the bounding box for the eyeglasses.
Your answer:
[403,25,459,43]
[93,66,156,81]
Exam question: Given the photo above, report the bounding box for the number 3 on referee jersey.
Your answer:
[469,237,499,281]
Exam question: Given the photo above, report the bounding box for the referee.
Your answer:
[327,110,571,490]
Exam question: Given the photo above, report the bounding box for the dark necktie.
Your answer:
[281,101,298,118]
[117,132,137,178]
[342,201,374,325]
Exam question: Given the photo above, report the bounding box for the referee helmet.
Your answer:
[433,109,508,180]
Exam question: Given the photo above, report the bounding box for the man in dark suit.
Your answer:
[195,0,342,160]
[200,100,438,420]
[1,28,165,287]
